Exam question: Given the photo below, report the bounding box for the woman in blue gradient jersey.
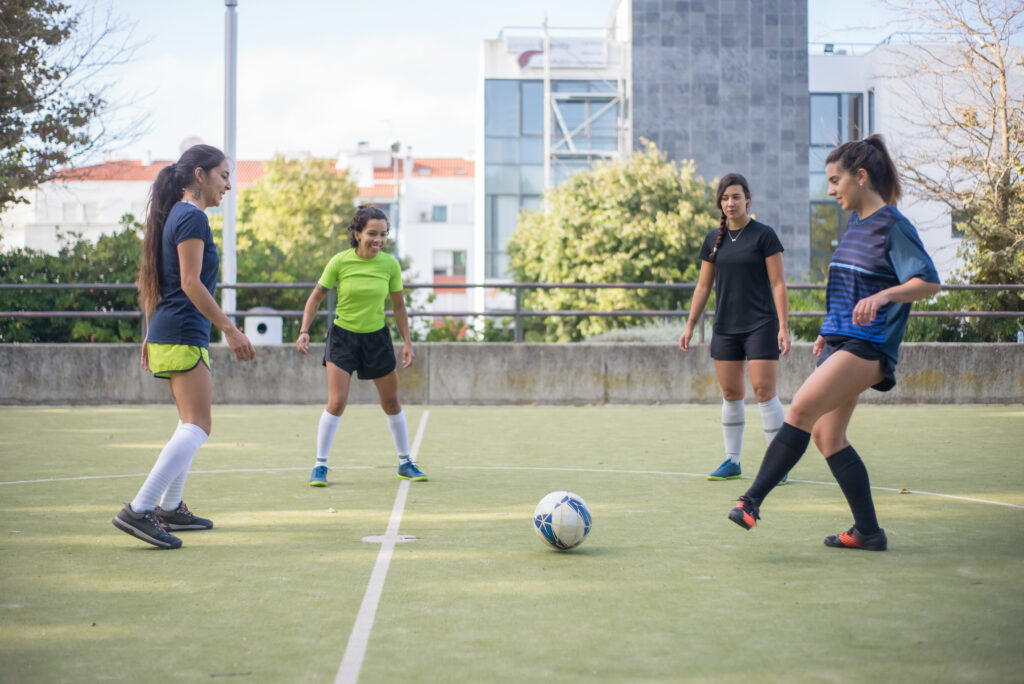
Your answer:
[726,135,940,552]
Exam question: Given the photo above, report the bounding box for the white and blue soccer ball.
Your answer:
[533,491,592,550]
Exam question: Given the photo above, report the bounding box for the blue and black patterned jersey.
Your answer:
[820,205,939,364]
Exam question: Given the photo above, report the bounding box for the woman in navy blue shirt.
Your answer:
[111,144,255,550]
[727,135,940,551]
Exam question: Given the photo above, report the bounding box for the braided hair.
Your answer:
[708,173,751,264]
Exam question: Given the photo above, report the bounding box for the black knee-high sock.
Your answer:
[827,445,879,535]
[744,423,810,506]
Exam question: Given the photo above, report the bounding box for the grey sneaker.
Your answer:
[154,501,213,531]
[112,504,182,549]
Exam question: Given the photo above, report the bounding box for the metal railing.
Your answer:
[2,281,1022,343]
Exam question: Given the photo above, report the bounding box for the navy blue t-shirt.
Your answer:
[820,205,939,364]
[146,202,219,347]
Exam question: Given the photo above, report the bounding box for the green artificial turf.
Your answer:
[1,404,1022,683]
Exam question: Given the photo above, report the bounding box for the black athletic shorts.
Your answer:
[322,324,396,380]
[710,320,781,361]
[817,334,896,392]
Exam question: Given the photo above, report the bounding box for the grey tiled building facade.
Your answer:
[630,0,810,277]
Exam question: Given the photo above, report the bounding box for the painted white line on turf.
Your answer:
[0,466,354,486]
[446,465,1024,511]
[336,409,429,684]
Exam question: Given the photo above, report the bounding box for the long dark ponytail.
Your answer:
[138,144,226,319]
[825,134,902,205]
[708,173,751,264]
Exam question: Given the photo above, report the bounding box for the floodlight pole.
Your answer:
[542,17,552,193]
[222,0,238,323]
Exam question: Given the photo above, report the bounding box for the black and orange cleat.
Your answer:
[728,496,760,530]
[824,527,887,551]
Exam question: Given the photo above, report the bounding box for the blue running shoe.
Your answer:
[309,465,328,487]
[778,472,789,486]
[397,461,428,481]
[708,459,742,480]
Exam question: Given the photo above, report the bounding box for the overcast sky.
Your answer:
[73,0,903,163]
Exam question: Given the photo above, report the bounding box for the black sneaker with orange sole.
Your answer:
[824,527,887,551]
[728,496,760,530]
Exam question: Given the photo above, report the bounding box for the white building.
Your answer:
[805,41,1022,280]
[0,158,265,253]
[0,150,474,330]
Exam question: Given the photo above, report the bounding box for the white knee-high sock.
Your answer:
[316,410,341,468]
[131,423,208,513]
[758,396,785,446]
[386,410,410,462]
[722,399,745,465]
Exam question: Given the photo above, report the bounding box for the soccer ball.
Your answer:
[533,491,592,550]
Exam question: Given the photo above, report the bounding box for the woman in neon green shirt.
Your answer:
[295,206,425,485]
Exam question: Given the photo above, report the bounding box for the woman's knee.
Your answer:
[752,384,776,403]
[326,399,347,415]
[720,386,745,402]
[380,398,401,415]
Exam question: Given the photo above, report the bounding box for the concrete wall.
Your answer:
[1,343,1021,405]
[630,0,811,278]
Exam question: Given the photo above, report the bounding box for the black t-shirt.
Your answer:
[698,219,784,334]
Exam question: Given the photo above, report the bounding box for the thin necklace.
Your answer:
[727,223,747,242]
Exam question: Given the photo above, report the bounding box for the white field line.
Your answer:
[2,449,1019,512]
[446,465,1024,511]
[335,409,429,684]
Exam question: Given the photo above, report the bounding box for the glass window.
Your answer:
[841,93,863,141]
[809,172,830,200]
[586,79,617,93]
[485,80,518,136]
[485,164,519,194]
[453,250,467,276]
[553,79,585,92]
[559,100,587,133]
[519,137,544,164]
[868,90,875,134]
[431,205,447,222]
[810,202,844,282]
[810,94,840,146]
[520,165,544,194]
[590,102,618,135]
[521,81,544,135]
[486,137,518,164]
[495,195,520,245]
[520,196,542,212]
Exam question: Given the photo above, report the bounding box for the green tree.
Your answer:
[0,0,137,212]
[879,0,1024,338]
[507,141,717,341]
[0,213,143,342]
[210,155,360,341]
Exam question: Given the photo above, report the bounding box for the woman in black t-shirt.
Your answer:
[679,173,790,481]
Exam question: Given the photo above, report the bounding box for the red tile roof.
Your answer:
[51,157,473,187]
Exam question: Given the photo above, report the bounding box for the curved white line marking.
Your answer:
[445,465,1024,510]
[336,409,429,684]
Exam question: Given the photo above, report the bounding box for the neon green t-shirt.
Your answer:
[317,249,403,333]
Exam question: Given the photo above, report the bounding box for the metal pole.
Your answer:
[542,17,552,192]
[514,286,523,342]
[222,0,238,324]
